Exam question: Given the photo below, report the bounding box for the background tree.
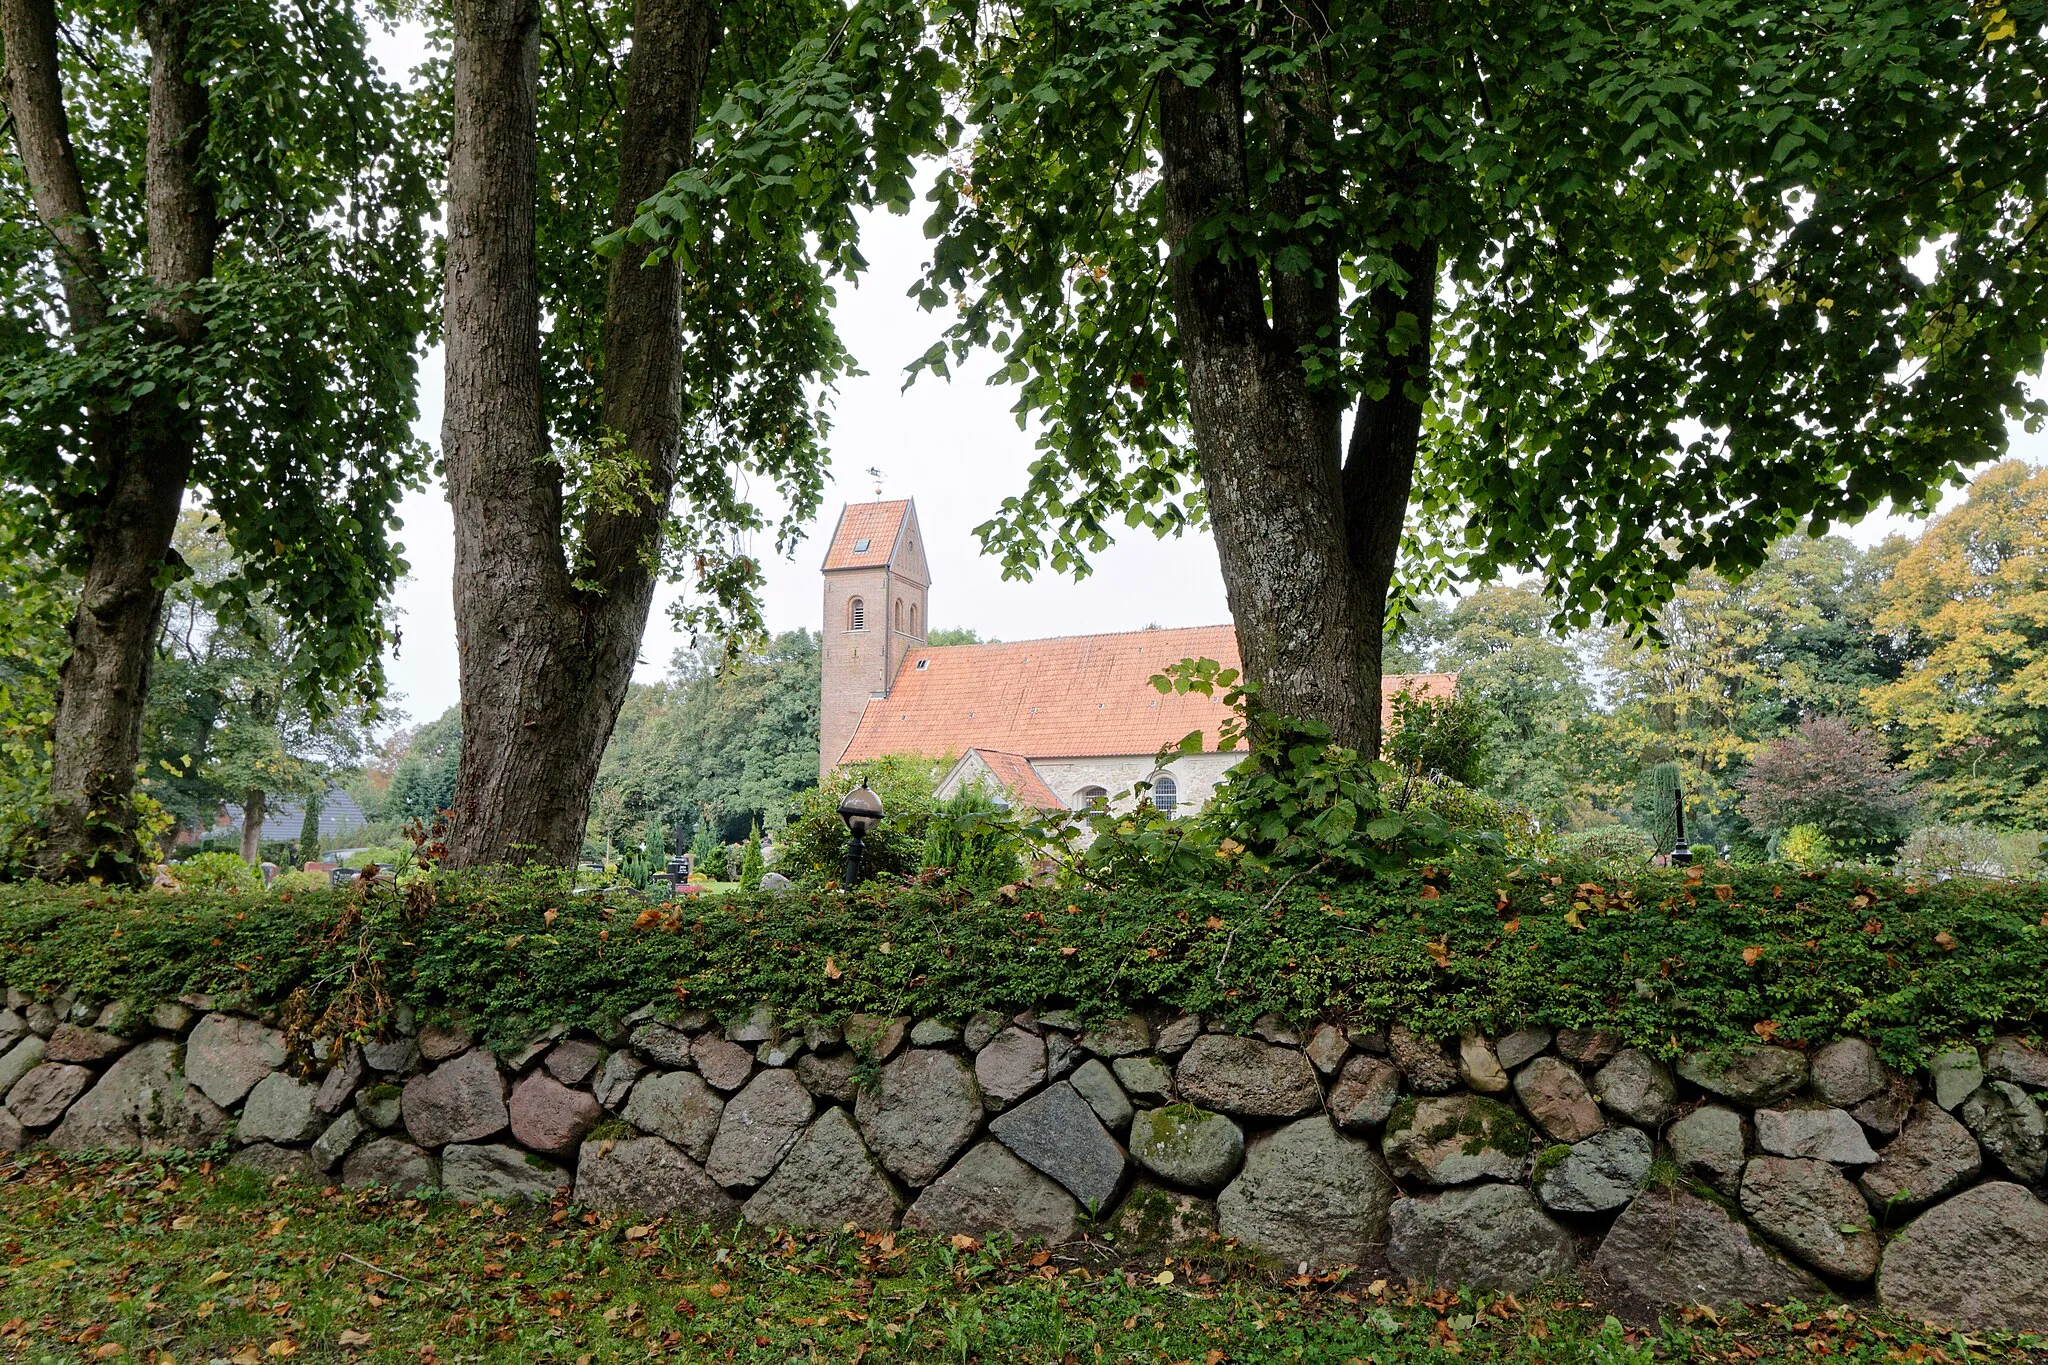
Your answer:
[142,514,373,862]
[383,709,463,824]
[660,0,2048,756]
[1738,717,1916,856]
[1633,761,1685,857]
[1866,462,2048,825]
[0,493,72,859]
[585,629,820,853]
[1,0,434,879]
[1398,584,1595,826]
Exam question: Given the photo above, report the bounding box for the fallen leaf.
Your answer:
[543,908,558,927]
[266,1217,289,1237]
[1066,904,1081,915]
[1563,907,1584,929]
[1419,885,1440,900]
[1059,945,1077,956]
[1203,916,1226,930]
[203,1270,231,1286]
[1424,938,1451,968]
[707,1282,731,1299]
[265,1342,297,1359]
[878,941,893,954]
[171,1215,198,1231]
[230,1350,261,1365]
[948,1234,981,1251]
[1754,1019,1780,1041]
[1154,1268,1175,1285]
[626,1225,652,1240]
[823,957,842,981]
[1501,918,1520,935]
[1742,946,1764,966]
[1714,884,1733,901]
[338,1330,372,1348]
[633,908,661,930]
[92,1345,123,1360]
[1934,930,1957,950]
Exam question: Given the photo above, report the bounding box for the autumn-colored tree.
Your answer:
[1738,717,1916,854]
[1866,462,2048,825]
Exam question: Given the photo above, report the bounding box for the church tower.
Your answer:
[819,499,928,780]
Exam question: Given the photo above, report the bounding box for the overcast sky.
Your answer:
[366,26,2045,730]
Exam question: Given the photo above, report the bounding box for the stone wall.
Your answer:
[3,987,2044,1333]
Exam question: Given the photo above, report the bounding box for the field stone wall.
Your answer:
[3,988,2046,1333]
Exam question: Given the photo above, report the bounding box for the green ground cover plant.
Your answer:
[2,861,2043,1064]
[0,1151,2039,1364]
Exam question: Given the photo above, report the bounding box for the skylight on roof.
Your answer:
[854,537,871,552]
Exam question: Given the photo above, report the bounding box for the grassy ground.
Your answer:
[0,1153,2039,1365]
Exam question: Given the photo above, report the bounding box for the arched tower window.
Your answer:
[909,603,919,637]
[848,597,866,631]
[895,598,904,628]
[1151,774,1178,816]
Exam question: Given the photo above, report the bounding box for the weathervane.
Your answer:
[867,466,884,498]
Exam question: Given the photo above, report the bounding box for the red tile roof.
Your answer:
[967,750,1067,810]
[840,623,1455,762]
[821,500,911,571]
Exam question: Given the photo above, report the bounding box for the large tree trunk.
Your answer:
[239,787,266,864]
[443,0,715,866]
[3,0,212,880]
[1155,20,1437,759]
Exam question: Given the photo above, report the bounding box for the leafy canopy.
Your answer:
[651,0,2048,635]
[0,0,438,709]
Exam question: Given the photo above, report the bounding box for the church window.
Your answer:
[1074,785,1108,810]
[1151,774,1178,816]
[849,597,866,631]
[909,603,919,636]
[895,598,904,628]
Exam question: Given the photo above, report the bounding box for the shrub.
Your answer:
[1551,826,1657,871]
[779,754,946,885]
[1740,718,1916,855]
[739,826,765,891]
[171,851,262,894]
[922,789,1025,890]
[1384,687,1493,788]
[1897,824,2045,881]
[3,861,2043,1064]
[1774,824,1834,870]
[1384,774,1541,857]
[1632,762,1684,855]
[268,869,330,896]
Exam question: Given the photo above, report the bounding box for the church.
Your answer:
[818,498,1454,815]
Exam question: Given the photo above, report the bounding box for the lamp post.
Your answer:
[837,779,884,886]
[1669,783,1692,867]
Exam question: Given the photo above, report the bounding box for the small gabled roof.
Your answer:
[822,500,913,572]
[957,749,1066,810]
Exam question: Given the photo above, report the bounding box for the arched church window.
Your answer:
[895,598,904,628]
[909,603,919,637]
[849,597,866,631]
[1073,785,1108,810]
[1151,774,1178,816]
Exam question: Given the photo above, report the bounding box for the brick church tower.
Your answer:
[818,499,928,780]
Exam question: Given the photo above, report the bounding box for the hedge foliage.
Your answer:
[1,862,2043,1065]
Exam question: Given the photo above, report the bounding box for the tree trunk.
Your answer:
[443,0,715,866]
[1155,23,1438,760]
[240,787,266,864]
[4,0,212,880]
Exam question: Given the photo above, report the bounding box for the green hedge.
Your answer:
[2,863,2044,1065]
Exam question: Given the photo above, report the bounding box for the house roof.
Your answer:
[961,749,1066,810]
[839,622,1457,764]
[821,500,912,571]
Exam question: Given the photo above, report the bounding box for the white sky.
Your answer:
[365,26,2045,728]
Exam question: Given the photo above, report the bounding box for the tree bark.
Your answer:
[443,0,716,866]
[1155,18,1438,759]
[3,0,212,880]
[240,786,266,864]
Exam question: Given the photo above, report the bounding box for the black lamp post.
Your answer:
[837,779,884,885]
[1669,783,1692,866]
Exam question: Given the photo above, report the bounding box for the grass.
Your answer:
[1,1153,2041,1364]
